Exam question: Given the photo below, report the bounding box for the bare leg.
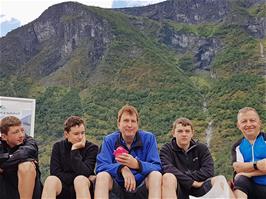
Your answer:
[74,175,91,199]
[18,161,36,199]
[145,171,162,199]
[94,172,113,199]
[162,173,177,199]
[41,176,62,199]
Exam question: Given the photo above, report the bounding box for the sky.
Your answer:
[0,0,165,36]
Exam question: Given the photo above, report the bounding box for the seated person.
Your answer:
[95,105,162,199]
[160,117,234,199]
[232,107,266,199]
[41,116,98,199]
[0,116,42,199]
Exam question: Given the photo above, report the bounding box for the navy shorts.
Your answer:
[109,180,148,199]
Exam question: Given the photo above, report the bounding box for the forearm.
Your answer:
[233,162,254,173]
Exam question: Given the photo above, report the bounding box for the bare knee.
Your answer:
[96,172,113,190]
[18,161,36,176]
[162,173,177,188]
[146,171,162,188]
[96,172,112,181]
[44,176,61,187]
[74,175,90,187]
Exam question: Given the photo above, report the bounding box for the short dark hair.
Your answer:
[0,116,22,135]
[64,116,85,133]
[117,105,139,123]
[171,117,194,135]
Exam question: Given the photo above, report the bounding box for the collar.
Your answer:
[114,130,143,151]
[171,137,197,153]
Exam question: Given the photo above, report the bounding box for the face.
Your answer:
[237,110,261,140]
[64,124,85,144]
[2,125,25,148]
[173,123,193,150]
[118,112,139,143]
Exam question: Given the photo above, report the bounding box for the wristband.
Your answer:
[253,161,258,170]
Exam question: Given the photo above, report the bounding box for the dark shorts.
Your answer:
[178,179,212,199]
[109,180,148,199]
[57,178,94,199]
[234,175,266,199]
[0,171,42,199]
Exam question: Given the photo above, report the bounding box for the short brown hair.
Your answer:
[0,116,22,135]
[117,105,139,123]
[64,116,85,133]
[237,107,260,121]
[171,117,194,135]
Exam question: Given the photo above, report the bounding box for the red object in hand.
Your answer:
[113,146,128,157]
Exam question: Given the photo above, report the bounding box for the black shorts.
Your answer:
[0,171,42,199]
[57,179,95,199]
[234,175,266,199]
[109,180,148,199]
[178,179,212,199]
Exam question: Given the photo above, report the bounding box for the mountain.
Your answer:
[0,0,265,180]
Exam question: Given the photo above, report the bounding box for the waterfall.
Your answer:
[203,99,213,148]
[205,120,213,148]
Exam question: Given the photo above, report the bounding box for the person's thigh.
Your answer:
[234,175,253,197]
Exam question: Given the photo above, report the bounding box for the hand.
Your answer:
[257,159,266,171]
[71,136,86,150]
[233,162,244,173]
[115,153,139,169]
[121,166,136,192]
[0,168,3,173]
[192,181,204,188]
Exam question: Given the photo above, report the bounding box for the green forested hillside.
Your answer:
[0,1,265,181]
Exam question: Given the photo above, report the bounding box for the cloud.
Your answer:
[0,15,21,37]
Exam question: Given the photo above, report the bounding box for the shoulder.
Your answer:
[194,142,210,153]
[104,131,119,140]
[160,142,172,152]
[232,137,244,150]
[85,141,99,150]
[138,130,156,138]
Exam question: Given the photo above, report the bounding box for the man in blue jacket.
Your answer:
[95,105,162,199]
[0,116,42,199]
[232,107,266,199]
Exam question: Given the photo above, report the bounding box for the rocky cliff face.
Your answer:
[0,0,265,81]
[0,2,113,78]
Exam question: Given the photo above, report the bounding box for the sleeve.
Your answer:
[70,142,98,176]
[231,140,243,163]
[50,142,75,185]
[160,143,194,190]
[0,136,38,170]
[138,134,161,176]
[96,137,122,177]
[186,144,214,181]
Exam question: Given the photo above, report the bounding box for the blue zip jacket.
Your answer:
[96,130,162,186]
[232,132,266,185]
